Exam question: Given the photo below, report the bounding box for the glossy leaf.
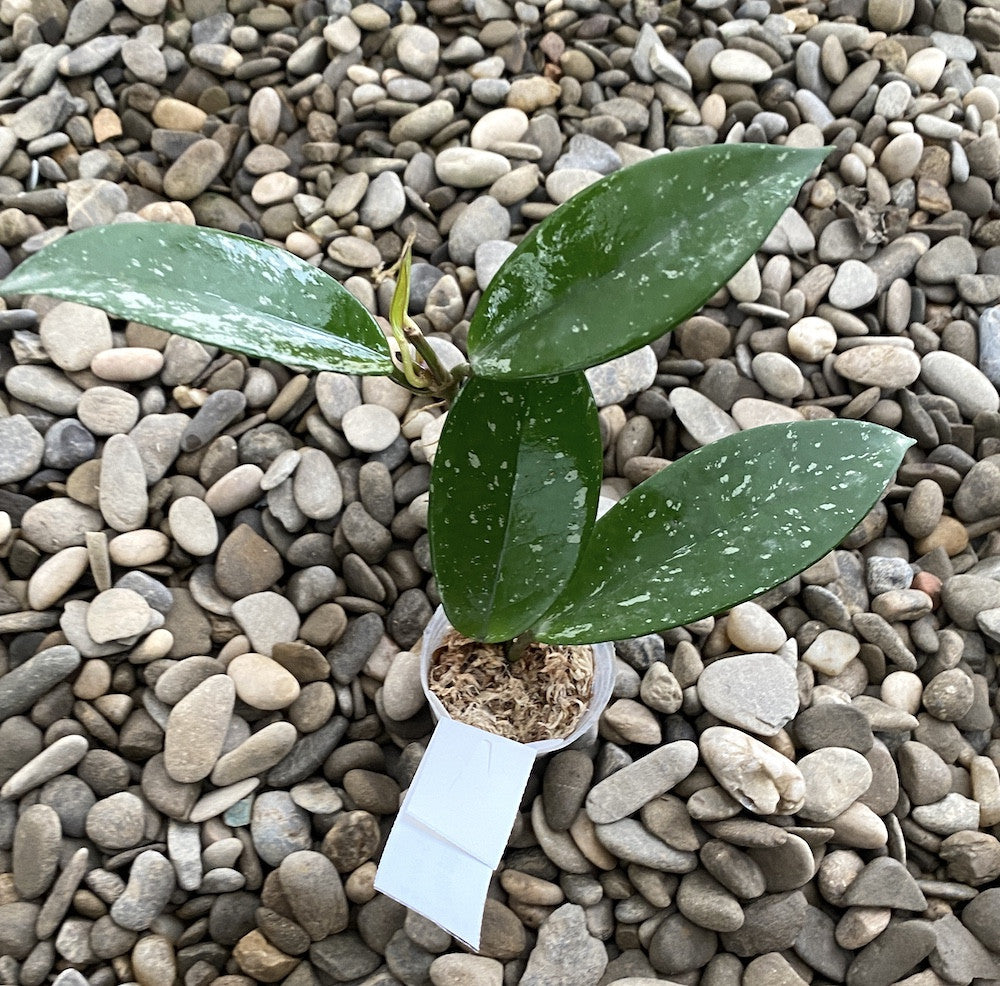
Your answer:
[468,145,830,378]
[534,420,912,644]
[429,373,602,643]
[0,223,394,375]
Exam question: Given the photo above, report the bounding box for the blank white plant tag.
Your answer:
[374,718,536,949]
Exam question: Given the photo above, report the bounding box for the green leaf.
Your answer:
[429,373,602,643]
[0,223,394,375]
[534,420,913,644]
[468,145,830,378]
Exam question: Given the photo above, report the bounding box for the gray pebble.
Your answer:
[85,791,147,850]
[39,301,111,371]
[697,654,799,737]
[0,646,81,723]
[43,418,95,470]
[99,434,148,532]
[828,260,878,309]
[0,415,44,484]
[921,350,1000,418]
[109,850,176,931]
[12,803,62,899]
[448,196,510,266]
[844,919,936,986]
[586,741,697,824]
[359,171,406,230]
[5,365,82,416]
[250,790,312,866]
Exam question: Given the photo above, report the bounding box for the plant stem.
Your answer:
[381,233,467,402]
[505,631,534,662]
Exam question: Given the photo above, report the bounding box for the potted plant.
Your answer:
[0,145,911,746]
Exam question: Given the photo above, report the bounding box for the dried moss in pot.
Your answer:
[419,606,617,756]
[429,629,595,745]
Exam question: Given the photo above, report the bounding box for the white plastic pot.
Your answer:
[419,605,615,757]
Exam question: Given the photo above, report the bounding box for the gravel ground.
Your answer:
[2,0,1000,984]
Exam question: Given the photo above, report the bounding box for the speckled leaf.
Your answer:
[468,145,830,379]
[429,373,602,643]
[534,420,912,644]
[0,223,394,375]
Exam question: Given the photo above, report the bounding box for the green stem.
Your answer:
[405,317,450,387]
[504,631,534,662]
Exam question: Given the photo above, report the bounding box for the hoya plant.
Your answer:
[0,145,911,652]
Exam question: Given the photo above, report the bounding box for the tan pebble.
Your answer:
[914,516,968,556]
[381,649,423,721]
[351,2,391,28]
[232,929,299,981]
[880,670,923,714]
[131,934,177,986]
[826,802,887,849]
[251,172,298,206]
[971,756,1000,826]
[726,601,787,652]
[27,545,89,610]
[506,76,561,112]
[818,849,865,905]
[602,699,661,744]
[108,530,171,566]
[164,675,236,783]
[168,496,219,557]
[904,478,944,539]
[499,869,564,906]
[285,231,320,258]
[90,348,164,382]
[73,659,112,700]
[39,301,112,372]
[430,954,503,986]
[700,725,804,815]
[93,693,132,725]
[345,861,377,903]
[131,629,174,664]
[162,140,226,200]
[905,47,946,90]
[700,92,727,129]
[751,351,802,400]
[801,628,859,676]
[92,107,123,142]
[99,433,148,532]
[227,652,301,710]
[872,588,932,622]
[835,905,891,949]
[640,663,682,714]
[569,812,617,869]
[248,87,282,144]
[530,796,591,874]
[211,721,298,786]
[152,97,207,131]
[327,236,381,269]
[787,316,837,361]
[205,464,264,516]
[834,345,920,389]
[470,107,528,150]
[136,201,195,224]
[86,587,152,643]
[965,85,1000,120]
[490,163,541,206]
[67,459,102,508]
